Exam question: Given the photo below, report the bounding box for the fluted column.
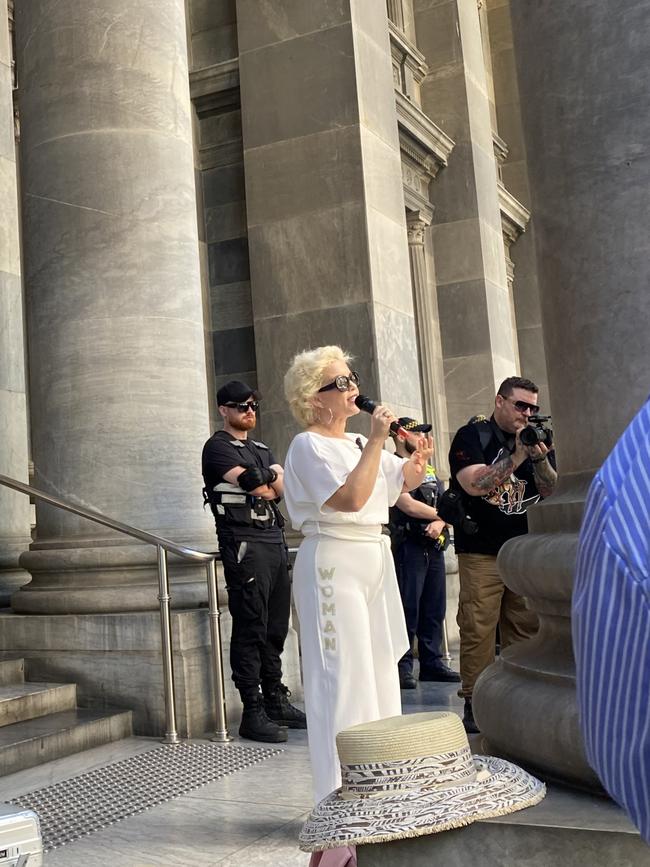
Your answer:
[473,0,650,788]
[0,0,31,605]
[12,0,214,613]
[406,212,450,477]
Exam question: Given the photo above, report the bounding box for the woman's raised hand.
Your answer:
[369,404,397,441]
[408,434,434,474]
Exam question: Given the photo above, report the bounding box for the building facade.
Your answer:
[1,0,648,787]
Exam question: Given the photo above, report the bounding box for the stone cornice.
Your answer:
[396,91,455,172]
[389,22,429,85]
[189,58,240,113]
[498,181,531,243]
[493,131,509,166]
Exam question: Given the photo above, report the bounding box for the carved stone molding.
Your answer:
[397,91,454,216]
[189,58,239,113]
[498,181,530,246]
[389,21,428,101]
[406,213,428,246]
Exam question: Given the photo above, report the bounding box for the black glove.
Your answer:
[238,466,278,492]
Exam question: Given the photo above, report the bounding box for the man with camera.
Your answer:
[446,377,557,733]
[389,419,460,690]
[202,381,306,743]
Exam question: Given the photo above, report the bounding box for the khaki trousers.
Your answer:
[457,553,538,699]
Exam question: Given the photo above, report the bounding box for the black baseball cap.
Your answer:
[216,380,259,407]
[394,416,432,434]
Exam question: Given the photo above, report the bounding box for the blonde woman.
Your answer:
[283,346,433,820]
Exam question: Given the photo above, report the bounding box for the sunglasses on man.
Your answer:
[225,401,259,413]
[502,396,540,415]
[317,372,360,393]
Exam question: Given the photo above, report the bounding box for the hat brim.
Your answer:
[299,756,545,852]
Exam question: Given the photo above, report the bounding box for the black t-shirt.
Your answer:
[448,417,553,556]
[201,430,282,544]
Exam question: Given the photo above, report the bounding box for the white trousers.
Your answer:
[293,524,408,804]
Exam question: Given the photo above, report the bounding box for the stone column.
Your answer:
[0,0,31,605]
[473,0,650,788]
[415,0,519,438]
[406,212,450,477]
[236,1,422,456]
[11,0,215,615]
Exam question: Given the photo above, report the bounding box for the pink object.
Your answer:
[309,845,357,867]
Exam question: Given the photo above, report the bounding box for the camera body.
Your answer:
[520,415,553,449]
[436,489,478,536]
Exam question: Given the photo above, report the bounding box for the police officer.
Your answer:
[202,381,306,743]
[389,419,460,690]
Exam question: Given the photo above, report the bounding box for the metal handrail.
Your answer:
[0,472,231,745]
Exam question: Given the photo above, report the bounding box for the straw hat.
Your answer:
[299,711,545,852]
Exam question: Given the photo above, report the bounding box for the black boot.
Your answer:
[263,684,307,729]
[462,698,480,734]
[239,696,288,743]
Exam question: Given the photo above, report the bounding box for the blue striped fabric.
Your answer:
[573,397,650,843]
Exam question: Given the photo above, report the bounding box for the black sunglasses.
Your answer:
[501,396,540,415]
[317,372,360,393]
[225,401,259,413]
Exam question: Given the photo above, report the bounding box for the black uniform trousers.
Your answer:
[395,537,446,676]
[219,536,290,704]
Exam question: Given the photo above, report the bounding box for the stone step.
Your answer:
[0,707,133,777]
[0,658,24,686]
[0,682,77,727]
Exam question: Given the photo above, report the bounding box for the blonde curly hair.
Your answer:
[284,346,353,428]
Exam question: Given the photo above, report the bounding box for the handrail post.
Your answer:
[441,619,452,663]
[157,545,180,744]
[206,559,231,742]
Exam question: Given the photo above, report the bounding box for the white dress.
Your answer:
[283,431,409,803]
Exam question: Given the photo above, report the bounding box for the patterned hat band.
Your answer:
[339,746,485,800]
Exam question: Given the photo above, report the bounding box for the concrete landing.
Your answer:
[357,783,649,866]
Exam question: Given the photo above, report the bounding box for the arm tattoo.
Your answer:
[533,457,558,499]
[473,455,516,493]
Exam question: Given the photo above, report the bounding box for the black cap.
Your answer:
[216,380,258,406]
[395,417,432,433]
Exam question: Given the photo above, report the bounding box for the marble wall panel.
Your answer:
[189,0,236,34]
[208,236,251,286]
[238,24,358,151]
[202,163,246,210]
[366,208,413,315]
[0,272,25,393]
[414,0,461,69]
[372,303,423,410]
[479,219,509,288]
[443,352,498,435]
[210,281,253,332]
[431,218,485,286]
[0,391,30,536]
[246,203,371,320]
[359,126,408,224]
[436,278,492,358]
[0,157,19,275]
[212,326,256,377]
[425,141,480,224]
[0,65,13,160]
[509,234,541,327]
[244,126,365,227]
[191,24,238,70]
[236,0,351,53]
[205,201,248,244]
[350,0,391,52]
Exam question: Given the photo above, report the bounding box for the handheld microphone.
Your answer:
[354,395,409,439]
